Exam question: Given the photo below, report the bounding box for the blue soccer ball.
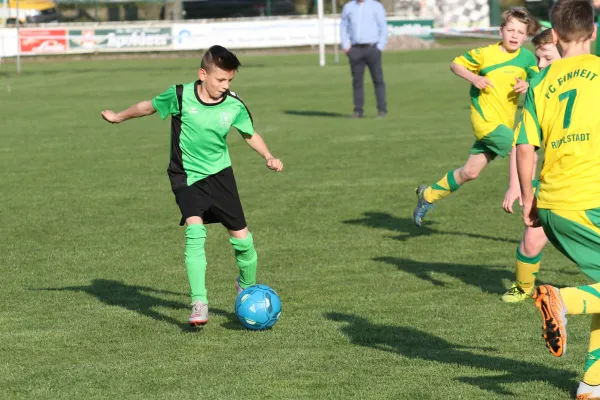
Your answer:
[235,284,281,330]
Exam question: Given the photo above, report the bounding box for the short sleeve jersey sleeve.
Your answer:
[515,86,541,148]
[453,47,484,74]
[232,103,254,135]
[151,86,179,120]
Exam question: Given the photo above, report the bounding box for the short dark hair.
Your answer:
[550,0,595,42]
[200,45,242,71]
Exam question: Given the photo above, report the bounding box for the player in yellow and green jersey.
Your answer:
[515,1,600,397]
[413,6,539,227]
[501,28,562,303]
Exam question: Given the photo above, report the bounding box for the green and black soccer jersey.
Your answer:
[152,80,254,190]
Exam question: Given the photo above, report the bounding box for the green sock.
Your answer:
[230,232,257,289]
[185,224,208,303]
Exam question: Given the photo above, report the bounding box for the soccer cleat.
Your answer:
[235,276,243,295]
[502,283,533,303]
[188,300,208,326]
[413,185,435,227]
[577,382,600,399]
[533,285,568,357]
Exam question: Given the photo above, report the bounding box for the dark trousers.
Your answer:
[347,45,387,115]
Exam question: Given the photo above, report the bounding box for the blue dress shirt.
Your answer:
[340,0,388,51]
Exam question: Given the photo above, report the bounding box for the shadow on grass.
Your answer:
[374,256,513,294]
[283,110,348,118]
[343,211,519,244]
[33,279,242,332]
[375,256,563,295]
[326,312,577,396]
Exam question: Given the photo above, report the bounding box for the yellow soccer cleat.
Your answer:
[502,283,533,303]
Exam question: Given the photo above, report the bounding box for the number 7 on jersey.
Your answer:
[558,89,577,129]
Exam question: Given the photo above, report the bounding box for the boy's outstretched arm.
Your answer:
[242,132,283,172]
[101,100,156,124]
[450,62,493,90]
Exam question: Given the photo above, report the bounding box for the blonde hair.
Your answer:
[501,6,538,35]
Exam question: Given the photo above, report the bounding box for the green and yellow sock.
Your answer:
[230,232,257,289]
[584,315,600,385]
[560,283,600,315]
[515,246,541,294]
[554,284,600,385]
[185,224,208,303]
[423,171,461,203]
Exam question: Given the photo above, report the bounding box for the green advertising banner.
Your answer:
[69,27,172,50]
[387,19,434,40]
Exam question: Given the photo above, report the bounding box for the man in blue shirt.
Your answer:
[340,0,388,118]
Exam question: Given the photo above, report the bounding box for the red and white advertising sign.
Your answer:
[19,29,67,54]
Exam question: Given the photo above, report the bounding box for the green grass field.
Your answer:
[0,48,593,399]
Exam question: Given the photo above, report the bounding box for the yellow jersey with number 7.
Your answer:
[516,54,600,210]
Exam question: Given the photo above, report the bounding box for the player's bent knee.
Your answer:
[520,241,543,258]
[461,168,480,181]
[229,226,249,239]
[186,216,203,225]
[230,231,254,250]
[229,232,254,250]
[522,227,548,256]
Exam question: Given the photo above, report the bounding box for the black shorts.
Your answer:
[173,167,247,231]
